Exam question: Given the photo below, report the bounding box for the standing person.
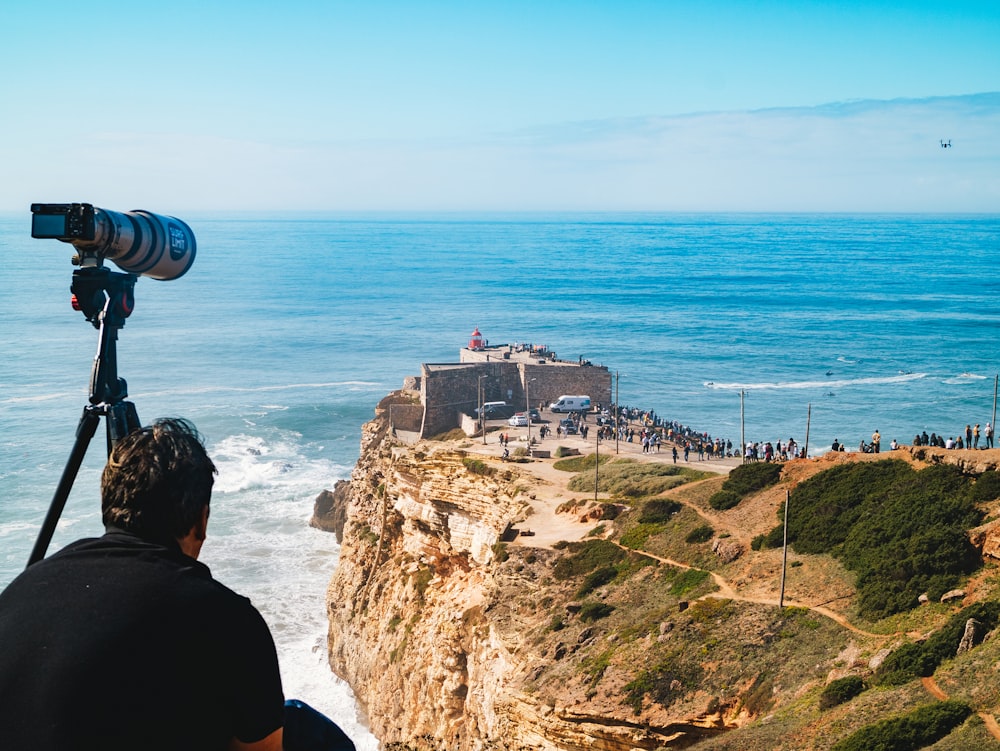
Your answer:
[974,424,981,448]
[0,418,353,751]
[966,424,973,449]
[871,429,881,454]
[987,422,995,449]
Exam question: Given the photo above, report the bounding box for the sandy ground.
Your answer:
[464,411,741,548]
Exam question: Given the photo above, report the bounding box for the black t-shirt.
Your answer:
[0,530,284,751]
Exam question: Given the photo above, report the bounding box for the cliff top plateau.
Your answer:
[318,390,1000,751]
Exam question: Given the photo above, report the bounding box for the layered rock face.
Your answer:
[324,397,698,751]
[325,396,522,749]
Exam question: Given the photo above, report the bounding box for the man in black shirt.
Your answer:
[0,418,285,751]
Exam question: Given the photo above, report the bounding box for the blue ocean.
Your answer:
[1,211,998,745]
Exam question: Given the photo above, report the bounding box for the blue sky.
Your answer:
[1,1,998,212]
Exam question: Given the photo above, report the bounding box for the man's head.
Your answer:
[102,418,217,545]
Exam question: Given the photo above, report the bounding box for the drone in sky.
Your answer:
[940,139,953,148]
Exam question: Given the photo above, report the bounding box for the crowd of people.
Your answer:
[827,421,996,455]
[524,401,999,465]
[524,402,734,462]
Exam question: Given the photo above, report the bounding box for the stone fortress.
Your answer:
[390,327,613,440]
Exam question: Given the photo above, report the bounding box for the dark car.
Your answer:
[477,402,516,420]
[559,418,578,435]
[529,408,542,422]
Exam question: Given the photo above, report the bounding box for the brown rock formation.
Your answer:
[325,404,733,750]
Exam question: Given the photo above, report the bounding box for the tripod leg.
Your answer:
[27,406,102,567]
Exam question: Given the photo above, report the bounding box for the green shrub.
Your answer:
[875,601,1000,685]
[619,523,662,549]
[639,499,682,523]
[685,524,714,544]
[819,675,866,710]
[972,469,1000,502]
[599,503,621,520]
[782,461,984,619]
[709,462,784,511]
[553,452,609,472]
[553,540,626,580]
[579,601,615,622]
[462,457,496,476]
[830,700,971,751]
[742,674,774,716]
[725,462,783,495]
[709,489,743,510]
[670,568,710,597]
[577,566,618,596]
[623,650,703,714]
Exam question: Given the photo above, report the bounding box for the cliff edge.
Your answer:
[323,393,1000,750]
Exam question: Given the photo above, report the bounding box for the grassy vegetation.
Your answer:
[819,675,866,710]
[708,462,783,510]
[462,457,497,476]
[685,523,715,544]
[552,539,655,587]
[553,453,615,472]
[830,700,971,751]
[623,647,704,714]
[762,460,984,619]
[874,601,1000,685]
[562,456,712,496]
[639,499,682,523]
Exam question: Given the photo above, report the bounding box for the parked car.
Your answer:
[529,408,542,422]
[508,413,529,427]
[559,418,578,435]
[476,401,515,419]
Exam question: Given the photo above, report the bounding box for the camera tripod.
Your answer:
[28,266,142,566]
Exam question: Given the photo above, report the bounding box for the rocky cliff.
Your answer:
[322,395,780,750]
[322,394,1000,751]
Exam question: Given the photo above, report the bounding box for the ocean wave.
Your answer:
[703,373,927,391]
[942,373,991,385]
[137,380,382,399]
[0,391,84,405]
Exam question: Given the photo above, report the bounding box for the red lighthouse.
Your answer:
[468,327,485,350]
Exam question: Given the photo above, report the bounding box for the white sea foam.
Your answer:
[703,373,927,391]
[197,429,378,749]
[137,381,382,399]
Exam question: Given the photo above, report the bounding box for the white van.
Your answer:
[549,395,592,413]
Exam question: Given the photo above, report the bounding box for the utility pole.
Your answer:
[478,374,486,445]
[779,489,790,607]
[615,370,620,455]
[740,390,746,464]
[594,431,600,502]
[526,377,535,456]
[993,374,998,434]
[804,403,811,459]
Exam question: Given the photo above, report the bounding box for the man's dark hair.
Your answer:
[102,417,217,542]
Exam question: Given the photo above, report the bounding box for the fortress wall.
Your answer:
[420,360,613,438]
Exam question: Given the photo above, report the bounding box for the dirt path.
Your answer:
[476,436,1000,738]
[483,441,894,637]
[922,677,1000,742]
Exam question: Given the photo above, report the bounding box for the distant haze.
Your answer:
[6,94,996,214]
